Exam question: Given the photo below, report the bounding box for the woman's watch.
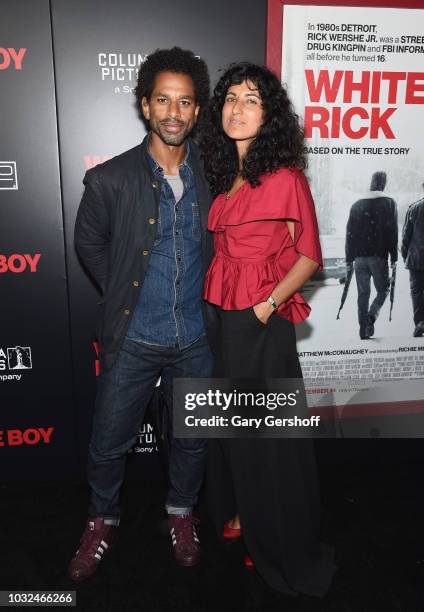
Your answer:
[267,295,278,311]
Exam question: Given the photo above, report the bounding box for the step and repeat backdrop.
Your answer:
[0,0,266,478]
[3,0,424,479]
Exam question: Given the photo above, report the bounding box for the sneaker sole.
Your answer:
[175,555,201,567]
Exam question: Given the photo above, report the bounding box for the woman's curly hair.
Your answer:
[200,62,306,196]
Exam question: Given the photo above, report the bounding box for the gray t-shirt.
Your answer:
[164,174,184,203]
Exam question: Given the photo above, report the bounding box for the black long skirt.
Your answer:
[206,307,336,597]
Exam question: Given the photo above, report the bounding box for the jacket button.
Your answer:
[142,250,149,256]
[148,218,156,224]
[152,180,160,188]
[133,280,139,287]
[124,308,131,316]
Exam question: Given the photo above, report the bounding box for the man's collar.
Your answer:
[145,132,193,175]
[361,190,392,200]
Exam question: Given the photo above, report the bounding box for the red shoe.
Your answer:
[223,521,242,540]
[244,554,255,569]
[67,517,118,582]
[168,514,201,567]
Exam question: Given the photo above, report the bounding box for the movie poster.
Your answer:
[279,5,424,392]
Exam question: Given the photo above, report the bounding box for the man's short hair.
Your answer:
[135,47,210,110]
[370,171,387,192]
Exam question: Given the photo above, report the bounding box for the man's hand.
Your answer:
[252,301,275,325]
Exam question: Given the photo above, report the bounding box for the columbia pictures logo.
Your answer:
[7,346,32,370]
[0,161,18,190]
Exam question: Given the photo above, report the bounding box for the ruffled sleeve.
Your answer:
[253,167,323,269]
[289,169,323,269]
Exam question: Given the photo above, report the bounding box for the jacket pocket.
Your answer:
[153,209,163,245]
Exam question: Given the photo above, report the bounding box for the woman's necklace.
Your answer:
[226,174,245,200]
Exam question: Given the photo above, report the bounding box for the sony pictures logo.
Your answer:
[0,161,18,190]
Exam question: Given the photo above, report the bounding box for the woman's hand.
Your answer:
[253,301,275,324]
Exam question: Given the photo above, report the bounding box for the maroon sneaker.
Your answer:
[168,514,201,567]
[67,517,118,582]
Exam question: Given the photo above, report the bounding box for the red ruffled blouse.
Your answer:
[203,167,323,323]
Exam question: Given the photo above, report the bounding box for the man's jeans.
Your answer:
[87,335,212,519]
[409,269,424,325]
[354,256,390,328]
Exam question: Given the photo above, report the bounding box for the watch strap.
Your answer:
[267,295,278,311]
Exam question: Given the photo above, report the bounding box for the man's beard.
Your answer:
[151,118,194,146]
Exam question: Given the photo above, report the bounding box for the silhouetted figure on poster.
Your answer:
[345,171,398,339]
[401,185,424,337]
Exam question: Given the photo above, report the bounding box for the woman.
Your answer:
[201,63,336,597]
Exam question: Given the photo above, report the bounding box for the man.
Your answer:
[345,171,398,339]
[401,185,424,337]
[69,47,215,581]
